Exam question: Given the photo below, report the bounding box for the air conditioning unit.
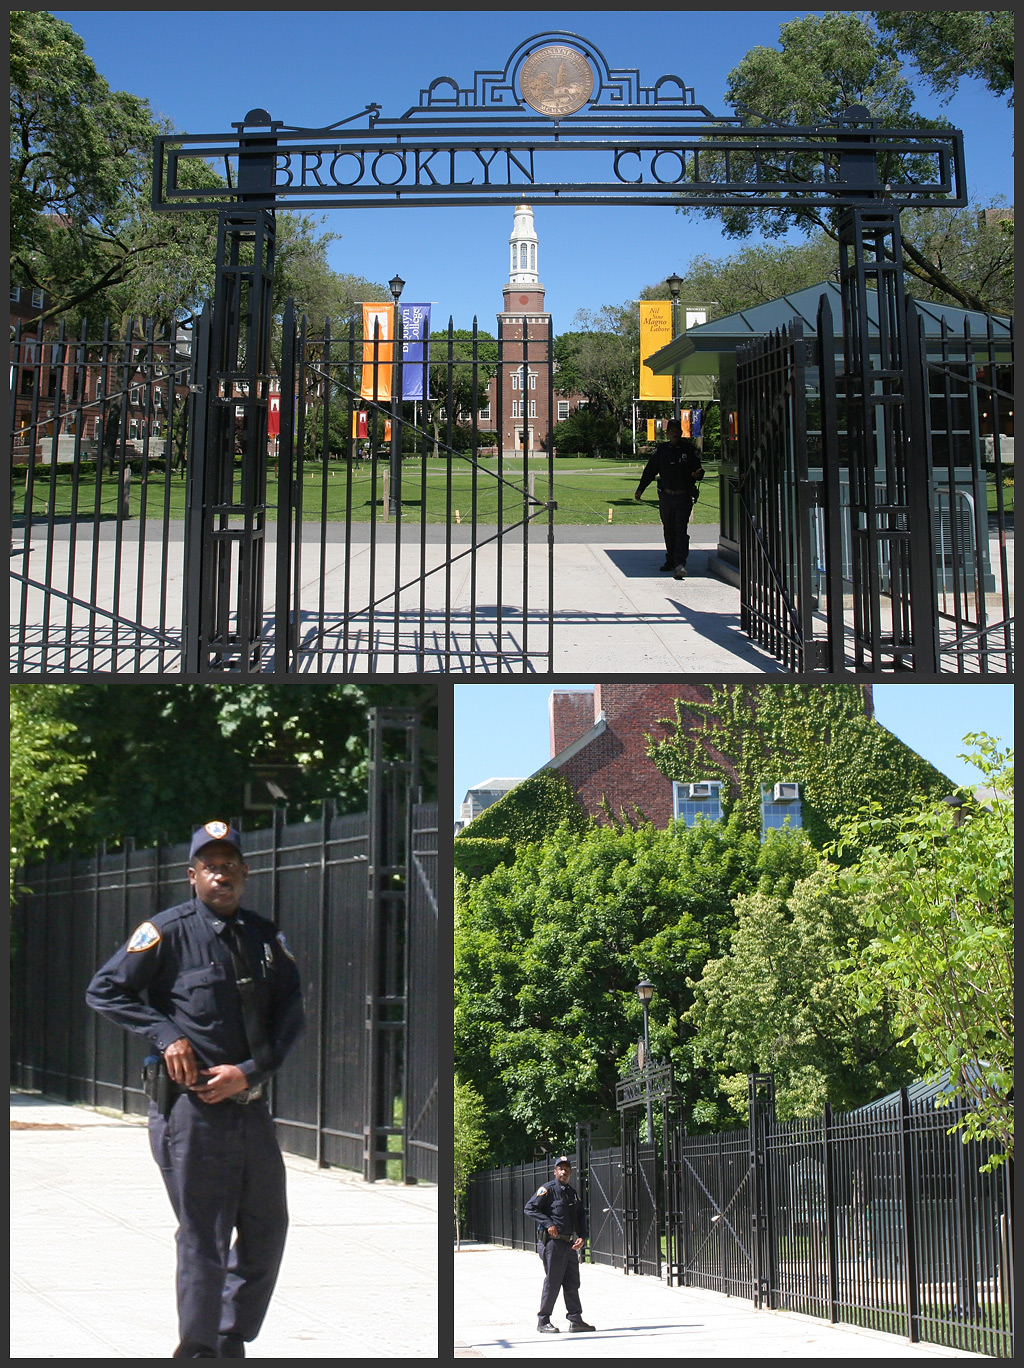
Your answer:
[689,783,713,800]
[773,782,799,802]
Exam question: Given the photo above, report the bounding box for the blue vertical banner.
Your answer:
[691,408,702,437]
[400,303,431,400]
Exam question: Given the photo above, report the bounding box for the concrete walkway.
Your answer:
[453,1244,990,1360]
[10,1092,438,1358]
[10,521,782,674]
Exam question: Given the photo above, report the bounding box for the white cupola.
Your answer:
[508,204,539,285]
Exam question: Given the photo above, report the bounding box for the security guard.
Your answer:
[634,417,705,578]
[523,1156,595,1334]
[86,822,305,1359]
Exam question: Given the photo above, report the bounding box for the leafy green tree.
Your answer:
[454,1080,490,1248]
[835,736,1013,1167]
[675,234,841,317]
[10,10,221,328]
[645,683,951,849]
[13,682,438,863]
[687,866,916,1128]
[455,815,817,1164]
[550,408,623,458]
[680,13,1003,313]
[553,306,638,429]
[872,10,1014,106]
[10,684,92,897]
[427,328,498,417]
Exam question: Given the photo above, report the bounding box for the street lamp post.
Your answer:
[388,273,405,516]
[637,979,655,1141]
[666,273,683,421]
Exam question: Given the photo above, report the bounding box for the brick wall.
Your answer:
[550,684,873,828]
[549,689,598,757]
[554,683,719,827]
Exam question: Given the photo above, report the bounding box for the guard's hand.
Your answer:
[547,1225,559,1238]
[163,1037,200,1087]
[572,1238,584,1251]
[192,1063,249,1104]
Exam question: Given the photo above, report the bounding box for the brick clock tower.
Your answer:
[495,204,553,457]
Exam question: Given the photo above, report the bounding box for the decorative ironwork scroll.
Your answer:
[616,1054,676,1111]
[152,32,966,213]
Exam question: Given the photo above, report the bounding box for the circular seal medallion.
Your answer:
[520,45,594,117]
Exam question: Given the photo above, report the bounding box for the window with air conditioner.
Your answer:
[672,780,723,827]
[761,782,802,837]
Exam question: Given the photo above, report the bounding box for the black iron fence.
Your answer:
[465,1080,1013,1356]
[10,317,195,673]
[10,308,555,674]
[732,295,1013,674]
[10,772,437,1184]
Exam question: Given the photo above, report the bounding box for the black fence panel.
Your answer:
[586,1147,626,1269]
[10,793,439,1186]
[10,318,195,673]
[405,803,439,1183]
[464,1085,1013,1357]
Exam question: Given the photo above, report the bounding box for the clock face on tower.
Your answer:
[518,295,530,305]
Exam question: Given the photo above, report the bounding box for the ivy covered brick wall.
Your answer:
[646,683,952,849]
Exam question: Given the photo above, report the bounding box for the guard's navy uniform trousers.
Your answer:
[636,439,704,570]
[86,897,304,1356]
[523,1180,588,1322]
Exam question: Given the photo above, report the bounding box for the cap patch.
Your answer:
[276,931,296,962]
[127,922,161,953]
[204,821,229,840]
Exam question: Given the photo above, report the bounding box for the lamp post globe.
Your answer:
[636,980,655,1140]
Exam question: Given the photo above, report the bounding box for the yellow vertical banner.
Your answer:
[360,303,393,401]
[638,301,673,401]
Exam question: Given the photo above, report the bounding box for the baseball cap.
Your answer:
[554,1156,573,1167]
[189,821,244,863]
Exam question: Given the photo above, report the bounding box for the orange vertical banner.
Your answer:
[638,301,673,401]
[360,303,393,401]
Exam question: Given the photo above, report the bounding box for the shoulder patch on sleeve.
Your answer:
[127,922,161,953]
[536,1186,547,1196]
[276,931,296,962]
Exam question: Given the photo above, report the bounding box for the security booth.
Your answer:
[645,282,1013,674]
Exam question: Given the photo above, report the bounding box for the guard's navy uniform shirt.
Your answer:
[635,439,704,498]
[86,897,305,1085]
[524,1178,588,1242]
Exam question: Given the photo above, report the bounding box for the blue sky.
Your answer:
[452,684,1015,821]
[54,9,1015,331]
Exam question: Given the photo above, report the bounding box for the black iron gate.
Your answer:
[10,316,195,673]
[13,33,981,675]
[736,294,1013,674]
[273,306,555,672]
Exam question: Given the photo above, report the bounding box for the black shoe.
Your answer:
[218,1335,246,1358]
[568,1320,596,1332]
[660,562,672,571]
[537,1320,560,1333]
[172,1347,217,1359]
[673,564,688,579]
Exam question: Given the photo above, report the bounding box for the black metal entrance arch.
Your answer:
[12,31,978,674]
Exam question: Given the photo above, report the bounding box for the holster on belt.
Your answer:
[142,1055,179,1118]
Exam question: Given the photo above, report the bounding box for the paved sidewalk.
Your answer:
[453,1244,990,1360]
[10,1092,438,1358]
[11,522,781,673]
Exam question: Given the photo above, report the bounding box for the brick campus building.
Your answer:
[543,684,874,829]
[485,203,585,457]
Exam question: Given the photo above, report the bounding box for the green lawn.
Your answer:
[16,454,1009,526]
[12,454,723,527]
